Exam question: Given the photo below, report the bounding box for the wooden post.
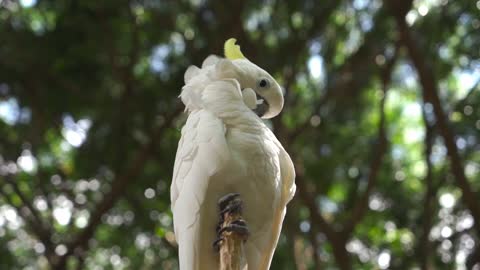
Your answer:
[218,196,247,270]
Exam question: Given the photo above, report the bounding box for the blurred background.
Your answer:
[1,0,479,269]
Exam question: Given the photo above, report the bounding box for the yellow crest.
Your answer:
[224,38,246,60]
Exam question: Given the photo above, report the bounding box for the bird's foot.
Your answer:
[218,219,250,238]
[213,237,224,252]
[218,193,242,214]
[213,193,249,252]
[213,219,250,251]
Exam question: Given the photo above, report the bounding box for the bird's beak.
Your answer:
[260,85,284,119]
[253,93,269,117]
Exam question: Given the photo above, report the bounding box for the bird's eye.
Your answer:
[258,78,270,88]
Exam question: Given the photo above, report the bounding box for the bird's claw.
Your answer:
[218,219,250,238]
[218,192,243,218]
[220,199,243,216]
[213,219,250,251]
[218,193,241,212]
[213,237,224,252]
[213,193,249,252]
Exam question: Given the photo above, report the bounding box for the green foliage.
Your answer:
[1,0,479,269]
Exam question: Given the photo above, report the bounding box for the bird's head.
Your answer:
[222,38,284,119]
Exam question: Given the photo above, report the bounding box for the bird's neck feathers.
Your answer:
[181,57,244,112]
[179,57,265,130]
[201,79,252,119]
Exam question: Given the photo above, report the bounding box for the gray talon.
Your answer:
[218,193,240,211]
[214,193,249,251]
[219,222,250,237]
[231,219,247,227]
[213,237,224,251]
[220,199,243,216]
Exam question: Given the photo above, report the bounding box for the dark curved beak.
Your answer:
[253,94,270,117]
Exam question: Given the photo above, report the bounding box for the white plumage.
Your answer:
[171,52,296,270]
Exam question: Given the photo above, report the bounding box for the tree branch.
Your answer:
[342,48,396,236]
[295,173,351,270]
[4,176,51,236]
[288,9,391,143]
[392,6,480,233]
[308,226,322,270]
[342,122,386,236]
[295,174,335,239]
[418,105,436,270]
[293,235,308,270]
[0,182,55,263]
[55,107,182,268]
[453,77,480,110]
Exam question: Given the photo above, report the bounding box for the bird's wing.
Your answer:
[170,107,230,269]
[279,149,296,205]
[258,149,296,270]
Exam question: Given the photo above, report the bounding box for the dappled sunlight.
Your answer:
[1,0,479,269]
[144,188,156,199]
[454,68,480,99]
[0,205,22,230]
[0,98,19,125]
[53,195,73,226]
[150,45,170,73]
[299,220,311,233]
[0,97,31,125]
[16,150,37,173]
[61,115,91,148]
[19,0,36,8]
[368,193,388,212]
[307,55,324,81]
[439,192,455,208]
[377,251,391,269]
[33,196,48,211]
[317,196,339,214]
[74,210,89,229]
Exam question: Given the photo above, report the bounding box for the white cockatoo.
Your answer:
[170,38,296,270]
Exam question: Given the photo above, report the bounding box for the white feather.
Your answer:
[202,54,221,68]
[184,65,200,84]
[242,88,257,110]
[171,109,229,270]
